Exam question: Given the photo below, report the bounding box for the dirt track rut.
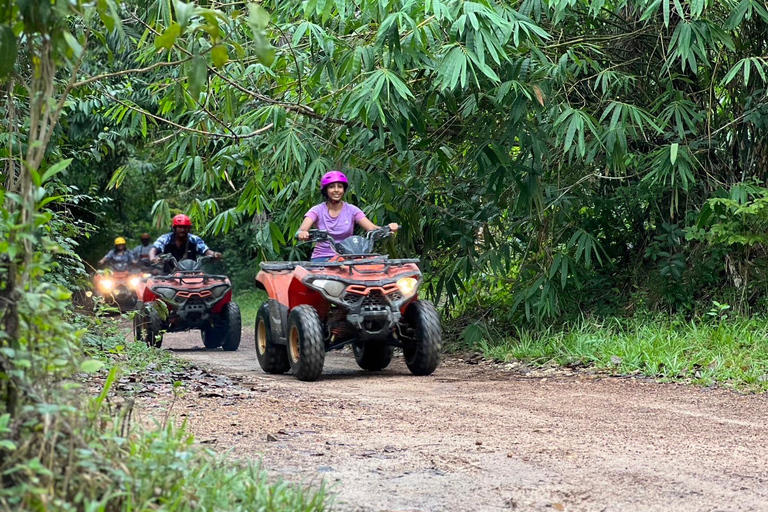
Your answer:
[147,328,768,512]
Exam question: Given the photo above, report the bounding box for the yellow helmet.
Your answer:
[114,237,126,245]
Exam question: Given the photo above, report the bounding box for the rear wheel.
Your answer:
[256,303,290,374]
[353,341,393,371]
[401,300,442,376]
[287,306,325,381]
[141,302,164,348]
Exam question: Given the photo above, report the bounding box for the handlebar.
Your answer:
[299,225,399,242]
[150,253,219,269]
[296,226,399,256]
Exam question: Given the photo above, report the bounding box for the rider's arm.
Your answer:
[191,236,221,260]
[297,217,315,241]
[149,234,169,262]
[98,250,113,266]
[202,248,222,259]
[357,217,399,232]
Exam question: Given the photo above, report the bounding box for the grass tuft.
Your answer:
[461,315,768,392]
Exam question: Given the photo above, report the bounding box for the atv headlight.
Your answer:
[129,276,141,289]
[152,287,177,300]
[311,279,346,298]
[396,277,418,296]
[210,284,229,298]
[99,279,114,292]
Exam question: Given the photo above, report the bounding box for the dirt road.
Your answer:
[153,328,768,512]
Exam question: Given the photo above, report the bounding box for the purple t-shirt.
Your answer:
[305,202,366,258]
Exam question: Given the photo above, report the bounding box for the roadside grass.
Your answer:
[461,315,768,392]
[1,311,332,511]
[234,288,267,328]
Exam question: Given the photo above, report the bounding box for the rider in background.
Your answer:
[132,233,153,268]
[149,214,222,267]
[98,237,136,268]
[296,171,398,262]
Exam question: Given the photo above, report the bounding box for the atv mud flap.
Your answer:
[268,299,289,345]
[346,310,401,340]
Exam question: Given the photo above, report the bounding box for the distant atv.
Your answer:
[134,255,241,350]
[255,227,441,381]
[93,260,143,312]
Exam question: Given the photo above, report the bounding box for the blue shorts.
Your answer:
[311,257,332,262]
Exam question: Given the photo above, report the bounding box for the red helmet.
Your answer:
[172,214,192,227]
[320,171,348,190]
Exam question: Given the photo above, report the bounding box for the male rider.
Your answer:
[132,233,153,268]
[149,214,222,266]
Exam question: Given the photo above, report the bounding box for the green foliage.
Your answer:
[0,359,330,511]
[8,0,768,323]
[65,0,764,321]
[460,314,768,392]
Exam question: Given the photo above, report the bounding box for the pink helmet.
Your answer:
[320,171,348,190]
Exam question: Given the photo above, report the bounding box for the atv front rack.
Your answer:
[152,273,230,285]
[260,256,420,275]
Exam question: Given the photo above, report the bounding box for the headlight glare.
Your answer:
[129,277,141,289]
[99,279,114,291]
[396,277,418,296]
[312,279,346,297]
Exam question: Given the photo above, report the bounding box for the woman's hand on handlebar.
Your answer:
[297,230,310,241]
[388,223,399,232]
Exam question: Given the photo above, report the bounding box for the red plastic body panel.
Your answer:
[139,271,231,311]
[256,260,421,318]
[211,290,232,313]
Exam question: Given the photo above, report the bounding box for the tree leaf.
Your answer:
[80,359,105,373]
[253,31,275,67]
[247,4,270,31]
[188,55,207,100]
[174,0,194,28]
[155,23,181,51]
[211,45,229,68]
[41,159,72,184]
[670,143,679,164]
[62,31,83,58]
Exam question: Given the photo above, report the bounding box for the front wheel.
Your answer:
[353,341,393,371]
[202,303,242,351]
[133,311,144,341]
[221,302,242,351]
[141,302,164,348]
[401,300,442,376]
[256,303,290,374]
[287,305,325,381]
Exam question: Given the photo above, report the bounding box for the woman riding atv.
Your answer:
[296,171,399,261]
[98,237,136,268]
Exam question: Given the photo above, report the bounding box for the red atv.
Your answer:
[134,255,241,350]
[93,260,143,312]
[254,227,441,381]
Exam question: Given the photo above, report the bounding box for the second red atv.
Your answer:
[134,255,241,350]
[93,260,143,312]
[254,227,441,381]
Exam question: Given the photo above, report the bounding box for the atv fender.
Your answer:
[268,299,289,345]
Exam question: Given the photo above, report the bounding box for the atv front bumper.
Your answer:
[346,310,401,340]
